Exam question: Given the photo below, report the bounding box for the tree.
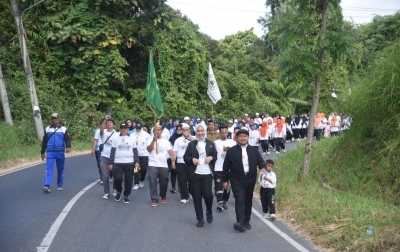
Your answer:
[0,63,13,125]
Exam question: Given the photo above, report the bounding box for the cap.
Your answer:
[236,129,249,137]
[244,113,248,116]
[135,123,142,129]
[51,113,60,118]
[228,120,233,124]
[120,122,129,128]
[184,116,190,120]
[181,123,190,129]
[255,112,259,115]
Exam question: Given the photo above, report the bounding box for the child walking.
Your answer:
[259,159,277,221]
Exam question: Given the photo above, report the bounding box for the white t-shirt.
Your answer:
[173,136,191,163]
[329,116,341,132]
[273,124,287,138]
[148,138,172,168]
[259,170,277,188]
[95,129,117,158]
[227,125,235,134]
[241,145,249,173]
[214,139,236,172]
[195,141,212,175]
[254,117,262,125]
[112,134,137,164]
[132,131,151,156]
[161,128,171,140]
[249,130,260,146]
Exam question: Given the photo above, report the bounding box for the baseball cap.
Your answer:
[120,122,129,128]
[135,123,142,129]
[184,116,190,120]
[181,123,190,129]
[228,120,233,124]
[51,112,60,118]
[236,129,249,137]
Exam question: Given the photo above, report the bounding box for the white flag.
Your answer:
[207,62,222,104]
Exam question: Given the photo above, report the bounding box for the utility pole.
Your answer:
[10,0,45,140]
[0,63,14,125]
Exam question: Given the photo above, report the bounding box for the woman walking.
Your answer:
[184,125,217,227]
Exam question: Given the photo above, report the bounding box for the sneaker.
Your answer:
[139,181,144,188]
[112,189,117,197]
[114,193,121,202]
[170,188,176,193]
[99,181,104,185]
[109,178,113,183]
[222,202,228,210]
[217,202,223,212]
[181,199,188,203]
[123,197,130,204]
[262,152,266,155]
[102,194,109,199]
[267,151,270,155]
[43,186,51,193]
[151,201,157,207]
[57,187,63,191]
[276,151,280,154]
[270,214,276,221]
[161,197,167,203]
[263,213,269,219]
[206,211,213,224]
[133,184,139,190]
[282,149,286,153]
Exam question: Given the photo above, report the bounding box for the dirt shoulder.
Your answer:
[0,150,91,175]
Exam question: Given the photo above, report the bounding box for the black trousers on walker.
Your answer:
[189,174,213,221]
[231,181,256,225]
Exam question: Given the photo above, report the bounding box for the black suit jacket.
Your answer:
[222,144,266,183]
[183,139,217,179]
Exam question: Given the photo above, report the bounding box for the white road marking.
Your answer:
[36,179,100,252]
[252,207,311,252]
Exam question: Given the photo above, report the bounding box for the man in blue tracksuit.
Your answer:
[40,112,71,193]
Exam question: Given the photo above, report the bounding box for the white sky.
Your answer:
[166,0,400,40]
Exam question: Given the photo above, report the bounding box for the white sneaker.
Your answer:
[180,199,185,203]
[109,178,113,182]
[276,151,280,154]
[263,213,269,219]
[262,152,266,155]
[139,181,144,188]
[57,187,63,191]
[112,189,117,197]
[100,181,103,185]
[133,184,139,190]
[267,151,270,155]
[102,194,109,199]
[270,214,276,221]
[283,149,286,153]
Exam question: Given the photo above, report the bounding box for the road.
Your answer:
[0,141,320,252]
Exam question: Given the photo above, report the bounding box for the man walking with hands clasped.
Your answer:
[222,129,266,232]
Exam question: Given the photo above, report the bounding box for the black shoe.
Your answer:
[123,197,130,204]
[170,188,176,193]
[206,211,213,224]
[196,220,204,227]
[114,193,121,201]
[245,222,251,230]
[216,202,223,212]
[233,223,246,232]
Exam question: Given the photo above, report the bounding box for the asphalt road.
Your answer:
[0,141,320,252]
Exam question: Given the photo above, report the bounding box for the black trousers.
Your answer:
[286,130,293,141]
[213,171,230,203]
[269,138,275,148]
[274,138,285,152]
[189,174,213,221]
[177,163,189,200]
[293,128,300,139]
[134,156,148,184]
[113,163,134,197]
[313,129,321,141]
[260,140,269,152]
[168,158,178,190]
[231,181,256,225]
[260,187,275,214]
[300,128,307,138]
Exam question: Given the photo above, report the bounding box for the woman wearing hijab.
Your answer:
[291,113,302,140]
[285,114,293,142]
[259,121,270,155]
[183,124,217,227]
[168,125,183,193]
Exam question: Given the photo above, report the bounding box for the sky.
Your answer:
[166,0,400,40]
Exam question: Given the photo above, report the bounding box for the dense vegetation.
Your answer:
[1,0,400,250]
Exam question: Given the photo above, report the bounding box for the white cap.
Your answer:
[181,123,190,129]
[244,113,248,116]
[228,120,233,123]
[184,116,190,120]
[51,112,60,118]
[255,112,259,115]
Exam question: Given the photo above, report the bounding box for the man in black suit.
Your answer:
[222,129,266,232]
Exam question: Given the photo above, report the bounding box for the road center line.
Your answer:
[36,179,100,252]
[252,207,310,252]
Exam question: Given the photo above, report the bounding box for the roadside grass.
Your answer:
[0,122,91,169]
[258,138,400,252]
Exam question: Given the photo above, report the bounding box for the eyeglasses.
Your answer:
[177,129,182,131]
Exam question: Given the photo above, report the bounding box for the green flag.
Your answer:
[146,54,163,118]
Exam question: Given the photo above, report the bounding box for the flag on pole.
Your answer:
[146,54,163,118]
[207,62,222,104]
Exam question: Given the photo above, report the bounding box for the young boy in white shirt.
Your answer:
[259,159,277,221]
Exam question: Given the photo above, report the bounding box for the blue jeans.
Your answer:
[44,151,65,187]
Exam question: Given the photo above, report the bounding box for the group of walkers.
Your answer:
[39,110,350,231]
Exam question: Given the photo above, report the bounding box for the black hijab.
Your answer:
[169,125,183,145]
